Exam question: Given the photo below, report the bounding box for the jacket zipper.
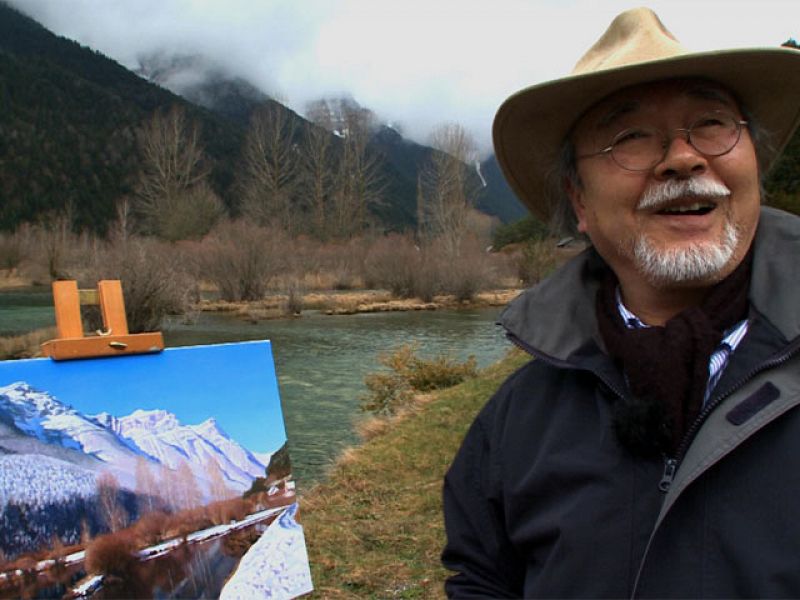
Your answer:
[632,336,800,598]
[508,329,800,492]
[657,336,800,492]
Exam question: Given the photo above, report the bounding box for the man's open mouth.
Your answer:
[656,201,717,216]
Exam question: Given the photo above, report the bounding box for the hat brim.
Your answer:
[493,48,800,222]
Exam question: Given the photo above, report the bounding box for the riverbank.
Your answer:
[197,288,522,320]
[0,269,523,322]
[299,348,529,598]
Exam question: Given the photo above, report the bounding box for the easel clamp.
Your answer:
[41,280,164,361]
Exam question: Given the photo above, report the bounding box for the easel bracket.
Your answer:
[41,280,165,361]
[41,333,164,361]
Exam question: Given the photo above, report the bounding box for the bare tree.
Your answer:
[332,103,384,238]
[109,196,135,245]
[305,98,385,239]
[0,231,24,275]
[37,208,77,280]
[174,462,202,510]
[135,106,224,241]
[419,123,481,257]
[239,103,301,232]
[155,463,179,511]
[134,458,159,515]
[302,100,336,239]
[96,472,127,533]
[206,459,233,503]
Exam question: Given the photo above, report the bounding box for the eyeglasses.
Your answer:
[576,111,748,171]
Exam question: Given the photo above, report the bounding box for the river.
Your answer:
[0,288,513,486]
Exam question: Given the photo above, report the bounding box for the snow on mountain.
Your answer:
[115,410,268,493]
[0,382,271,499]
[191,417,267,478]
[252,450,273,470]
[0,454,97,508]
[0,382,148,488]
[0,381,83,451]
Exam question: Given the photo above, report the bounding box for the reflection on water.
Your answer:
[0,290,512,486]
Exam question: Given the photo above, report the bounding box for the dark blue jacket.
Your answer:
[442,207,800,598]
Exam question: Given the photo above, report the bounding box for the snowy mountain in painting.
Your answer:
[0,381,150,487]
[0,382,270,495]
[0,454,98,508]
[110,409,268,491]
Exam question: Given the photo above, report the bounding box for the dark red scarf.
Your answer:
[596,252,752,457]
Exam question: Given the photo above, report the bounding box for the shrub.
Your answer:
[199,220,289,301]
[362,234,420,297]
[409,247,441,302]
[152,183,225,242]
[0,232,24,273]
[437,236,497,301]
[84,236,193,332]
[133,511,169,546]
[16,216,88,282]
[360,343,477,416]
[361,371,415,416]
[281,278,305,315]
[0,327,56,360]
[491,214,549,250]
[517,238,558,285]
[84,532,138,577]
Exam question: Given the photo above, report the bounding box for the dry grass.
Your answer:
[0,271,32,289]
[299,348,529,599]
[0,327,57,360]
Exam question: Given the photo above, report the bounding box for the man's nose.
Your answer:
[653,135,708,180]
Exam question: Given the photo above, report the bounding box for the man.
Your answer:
[442,7,800,598]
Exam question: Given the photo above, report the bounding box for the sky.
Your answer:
[0,340,287,454]
[7,0,800,156]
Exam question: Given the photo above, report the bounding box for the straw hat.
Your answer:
[493,7,800,222]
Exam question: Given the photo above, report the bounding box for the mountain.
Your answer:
[478,155,528,223]
[0,382,270,496]
[0,0,525,236]
[0,382,150,487]
[134,52,273,127]
[109,408,268,490]
[0,2,250,232]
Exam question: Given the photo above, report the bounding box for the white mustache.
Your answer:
[637,178,731,211]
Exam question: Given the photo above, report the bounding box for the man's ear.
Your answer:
[565,177,588,233]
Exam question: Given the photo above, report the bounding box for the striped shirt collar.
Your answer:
[615,287,750,403]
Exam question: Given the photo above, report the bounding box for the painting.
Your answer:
[0,340,312,599]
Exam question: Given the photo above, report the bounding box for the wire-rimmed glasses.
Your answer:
[577,111,749,171]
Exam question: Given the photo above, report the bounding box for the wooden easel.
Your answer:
[41,280,164,361]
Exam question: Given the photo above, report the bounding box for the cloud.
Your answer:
[7,0,799,156]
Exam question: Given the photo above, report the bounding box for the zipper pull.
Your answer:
[659,458,678,493]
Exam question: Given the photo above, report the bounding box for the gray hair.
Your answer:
[548,104,773,238]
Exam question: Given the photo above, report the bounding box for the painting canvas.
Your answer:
[0,340,312,599]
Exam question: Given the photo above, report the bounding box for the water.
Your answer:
[0,287,55,336]
[0,290,512,486]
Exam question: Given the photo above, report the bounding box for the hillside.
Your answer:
[0,2,249,232]
[0,2,524,236]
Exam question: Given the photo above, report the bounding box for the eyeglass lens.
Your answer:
[611,112,742,171]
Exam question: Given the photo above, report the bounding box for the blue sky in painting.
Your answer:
[0,340,286,454]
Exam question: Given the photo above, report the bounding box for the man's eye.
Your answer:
[694,118,725,129]
[614,129,653,146]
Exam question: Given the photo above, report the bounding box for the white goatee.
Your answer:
[632,177,738,285]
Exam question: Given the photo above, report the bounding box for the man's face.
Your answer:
[568,79,761,290]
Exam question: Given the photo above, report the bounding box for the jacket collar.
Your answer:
[499,206,800,363]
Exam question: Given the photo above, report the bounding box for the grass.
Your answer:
[299,348,529,599]
[0,327,57,360]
